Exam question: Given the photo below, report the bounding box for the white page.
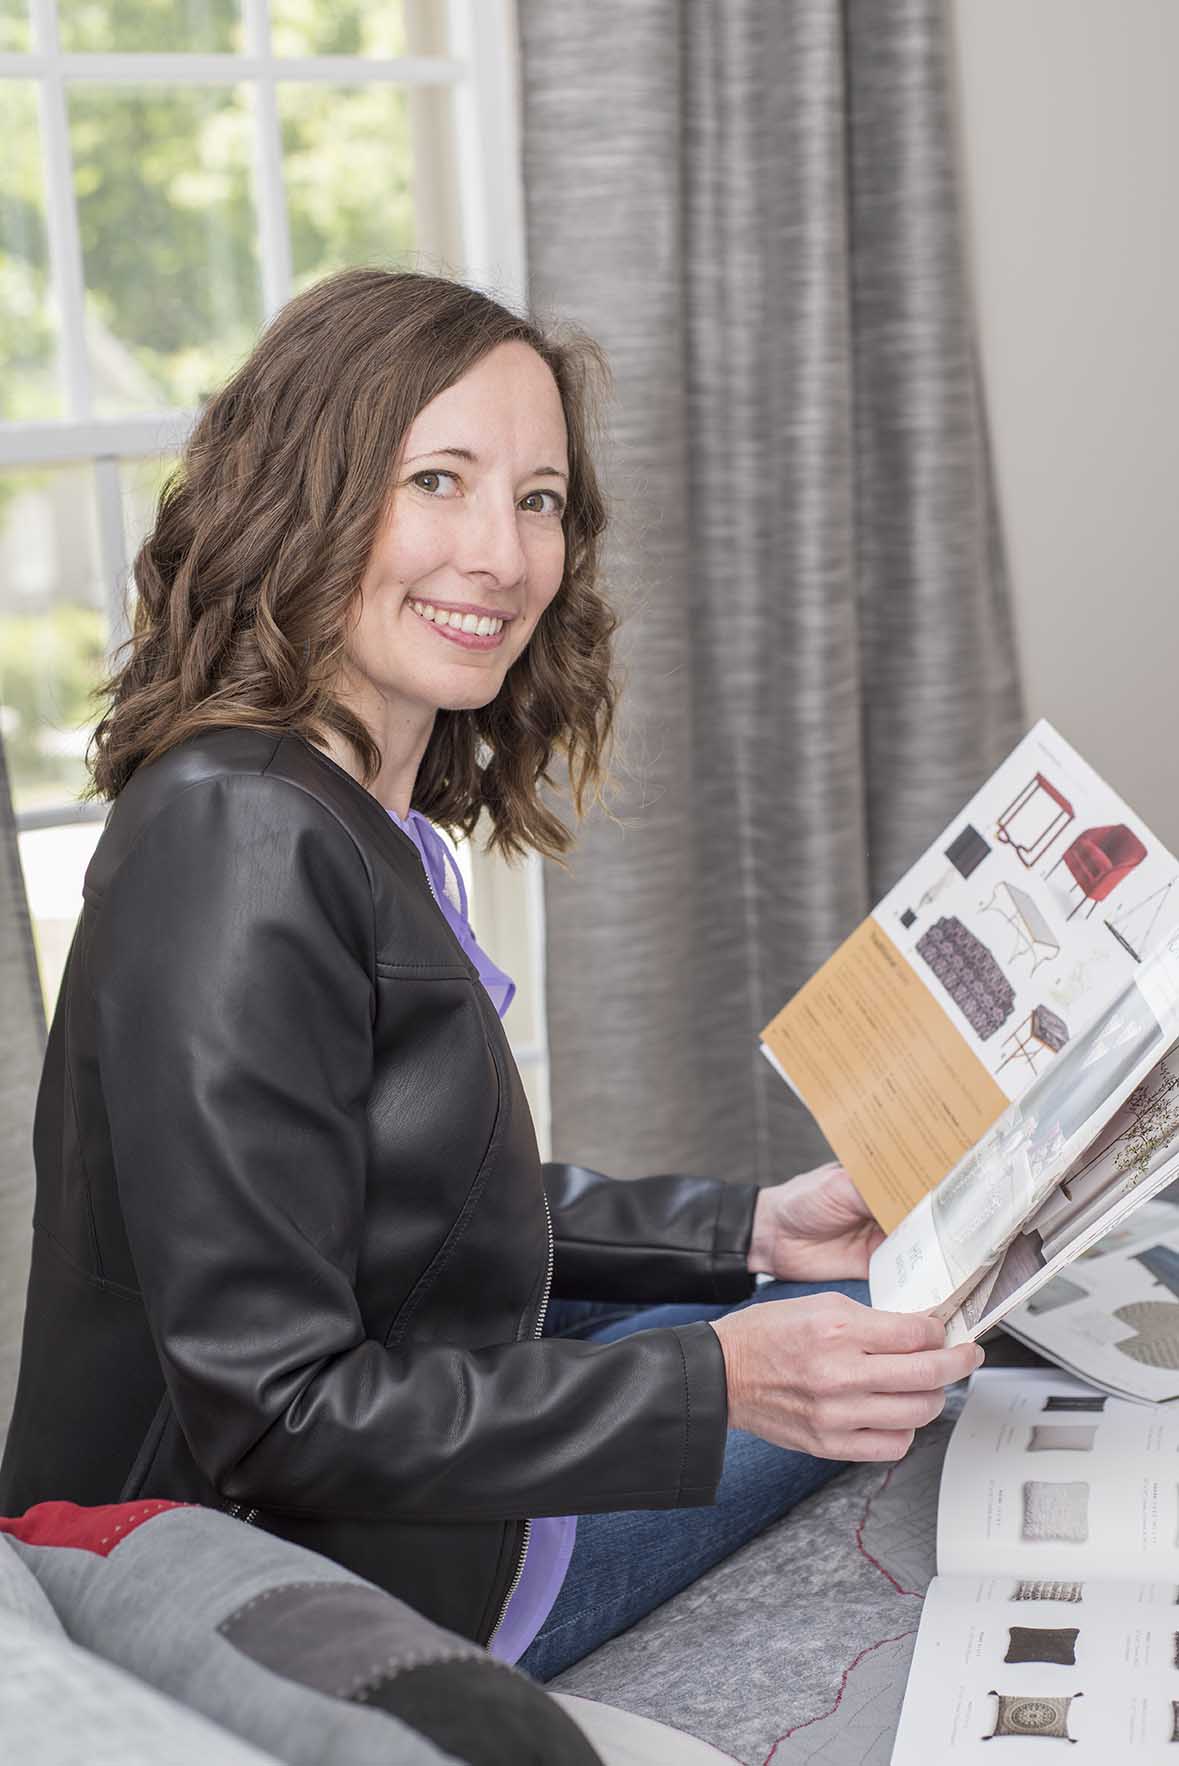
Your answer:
[961,1149,1179,1344]
[891,1573,1179,1763]
[872,721,1179,1104]
[1033,1048,1179,1258]
[761,720,1179,1238]
[1004,1205,1179,1404]
[871,961,1179,1322]
[936,1369,1179,1582]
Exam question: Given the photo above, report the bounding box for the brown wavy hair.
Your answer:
[87,268,616,859]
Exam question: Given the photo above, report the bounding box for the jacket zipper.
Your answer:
[222,1500,259,1526]
[321,796,545,1646]
[488,1184,555,1648]
[408,813,552,1645]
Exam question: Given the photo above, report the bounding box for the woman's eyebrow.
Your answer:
[404,445,568,479]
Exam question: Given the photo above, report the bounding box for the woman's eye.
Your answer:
[519,489,565,516]
[410,470,460,496]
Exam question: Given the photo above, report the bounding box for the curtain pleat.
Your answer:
[519,0,1023,1186]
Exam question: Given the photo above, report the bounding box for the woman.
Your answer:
[0,270,979,1680]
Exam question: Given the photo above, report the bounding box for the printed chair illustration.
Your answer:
[995,773,1074,869]
[1048,824,1148,921]
[997,1005,1070,1077]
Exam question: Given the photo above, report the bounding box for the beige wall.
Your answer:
[951,0,1179,848]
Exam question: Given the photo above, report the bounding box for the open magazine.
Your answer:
[1002,1201,1179,1404]
[761,721,1179,1348]
[892,1367,1179,1761]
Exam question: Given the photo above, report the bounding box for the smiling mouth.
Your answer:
[408,599,508,649]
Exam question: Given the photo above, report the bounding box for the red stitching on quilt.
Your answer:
[758,1629,918,1763]
[751,1467,925,1763]
[853,1465,923,1599]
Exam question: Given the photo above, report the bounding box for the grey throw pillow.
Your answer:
[1027,1425,1097,1453]
[1021,1481,1090,1543]
[0,1602,274,1766]
[1004,1625,1078,1666]
[5,1501,601,1766]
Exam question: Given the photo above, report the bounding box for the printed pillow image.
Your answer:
[1022,1481,1090,1544]
[1028,1425,1098,1453]
[1004,1625,1079,1666]
[1012,1581,1084,1604]
[982,1692,1081,1742]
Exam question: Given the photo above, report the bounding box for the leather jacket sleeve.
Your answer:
[88,773,730,1523]
[544,1164,758,1304]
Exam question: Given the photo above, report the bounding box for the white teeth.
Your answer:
[409,601,503,636]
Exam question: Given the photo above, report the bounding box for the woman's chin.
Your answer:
[433,667,511,714]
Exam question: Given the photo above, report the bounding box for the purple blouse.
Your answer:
[389,809,576,1663]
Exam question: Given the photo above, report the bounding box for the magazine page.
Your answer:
[942,1147,1179,1349]
[891,1573,1179,1762]
[869,961,1179,1322]
[936,1369,1179,1583]
[1003,1202,1179,1404]
[759,720,1179,1231]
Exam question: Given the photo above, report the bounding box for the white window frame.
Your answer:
[0,0,550,1145]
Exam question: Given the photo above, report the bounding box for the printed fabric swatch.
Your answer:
[1028,1426,1098,1454]
[1026,1278,1088,1317]
[1004,1626,1079,1667]
[1013,1581,1084,1604]
[1022,1481,1090,1544]
[1043,1395,1106,1413]
[983,1692,1081,1742]
[1172,1700,1179,1744]
[1114,1300,1179,1370]
[1173,1633,1179,1670]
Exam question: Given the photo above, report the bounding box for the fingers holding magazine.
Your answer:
[709,1292,984,1461]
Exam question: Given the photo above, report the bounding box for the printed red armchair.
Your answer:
[1048,824,1147,920]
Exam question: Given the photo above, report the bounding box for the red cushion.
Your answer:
[1062,825,1147,900]
[0,1499,188,1557]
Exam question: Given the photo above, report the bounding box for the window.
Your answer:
[0,0,550,1149]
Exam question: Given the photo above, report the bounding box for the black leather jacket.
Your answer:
[0,728,758,1642]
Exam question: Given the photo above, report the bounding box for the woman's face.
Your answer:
[345,340,569,727]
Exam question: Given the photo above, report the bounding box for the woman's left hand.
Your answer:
[746,1161,885,1281]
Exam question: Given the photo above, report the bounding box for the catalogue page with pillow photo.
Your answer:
[892,1368,1179,1760]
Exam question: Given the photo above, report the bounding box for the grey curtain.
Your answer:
[0,736,43,1433]
[518,0,1023,1185]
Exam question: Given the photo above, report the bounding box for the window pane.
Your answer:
[121,452,177,563]
[69,85,262,414]
[282,83,452,288]
[1,85,61,419]
[269,0,406,58]
[20,821,106,1017]
[0,0,28,51]
[57,0,240,52]
[0,467,107,815]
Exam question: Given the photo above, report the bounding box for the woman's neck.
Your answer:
[315,678,435,819]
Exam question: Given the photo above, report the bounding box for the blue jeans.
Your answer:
[516,1277,869,1682]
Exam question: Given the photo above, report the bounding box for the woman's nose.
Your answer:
[459,496,527,589]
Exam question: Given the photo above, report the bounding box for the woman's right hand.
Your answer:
[709,1291,983,1462]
